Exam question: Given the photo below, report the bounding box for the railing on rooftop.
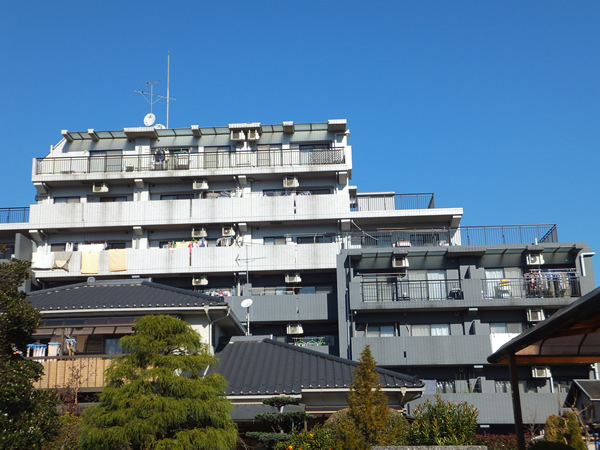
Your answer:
[482,275,580,300]
[346,224,558,248]
[351,193,434,211]
[34,148,345,175]
[0,207,29,223]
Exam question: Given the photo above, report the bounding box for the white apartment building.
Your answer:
[1,118,595,432]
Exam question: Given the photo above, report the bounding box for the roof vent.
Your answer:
[87,277,96,284]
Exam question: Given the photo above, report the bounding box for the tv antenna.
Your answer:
[241,298,253,336]
[133,54,176,127]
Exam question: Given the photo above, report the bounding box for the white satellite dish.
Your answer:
[241,298,253,308]
[154,123,166,130]
[143,113,156,126]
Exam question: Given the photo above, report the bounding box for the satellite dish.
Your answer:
[241,298,253,308]
[154,123,166,130]
[143,113,156,127]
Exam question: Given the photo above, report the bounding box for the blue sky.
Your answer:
[1,1,598,262]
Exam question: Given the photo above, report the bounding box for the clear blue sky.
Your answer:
[1,1,598,265]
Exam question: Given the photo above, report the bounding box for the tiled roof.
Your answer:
[215,336,423,396]
[28,279,224,311]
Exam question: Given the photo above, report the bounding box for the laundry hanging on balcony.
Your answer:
[108,248,127,272]
[81,251,100,274]
[31,247,54,270]
[53,251,73,271]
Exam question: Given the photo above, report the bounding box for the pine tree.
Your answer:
[79,315,237,450]
[0,259,60,449]
[331,345,405,449]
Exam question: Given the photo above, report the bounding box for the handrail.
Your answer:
[34,147,345,175]
[0,207,29,223]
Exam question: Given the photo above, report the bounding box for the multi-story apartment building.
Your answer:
[0,119,595,431]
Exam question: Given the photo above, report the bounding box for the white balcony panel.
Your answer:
[32,243,341,279]
[29,194,350,229]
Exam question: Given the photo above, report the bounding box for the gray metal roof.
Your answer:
[28,279,225,311]
[214,336,423,396]
[565,380,600,406]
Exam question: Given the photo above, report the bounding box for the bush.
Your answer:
[475,433,530,450]
[529,441,574,450]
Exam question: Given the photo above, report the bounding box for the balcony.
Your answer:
[0,207,29,224]
[30,355,113,391]
[360,278,463,303]
[31,243,342,279]
[482,275,581,300]
[28,194,350,229]
[227,291,333,323]
[351,335,492,365]
[346,224,558,248]
[351,193,435,211]
[33,148,346,177]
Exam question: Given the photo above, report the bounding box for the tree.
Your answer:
[328,345,408,449]
[544,412,586,450]
[246,396,315,449]
[0,259,60,449]
[79,315,237,450]
[407,394,479,445]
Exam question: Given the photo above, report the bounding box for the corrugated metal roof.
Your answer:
[28,279,224,311]
[214,336,423,396]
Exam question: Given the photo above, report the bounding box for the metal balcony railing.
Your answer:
[346,224,558,248]
[361,278,463,302]
[34,148,345,175]
[0,207,29,223]
[351,193,435,211]
[482,276,581,299]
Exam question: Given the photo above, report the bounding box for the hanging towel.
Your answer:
[81,251,100,274]
[31,251,55,270]
[53,251,73,270]
[108,249,127,272]
[48,342,61,357]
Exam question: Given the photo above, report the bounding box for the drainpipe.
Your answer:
[580,252,595,277]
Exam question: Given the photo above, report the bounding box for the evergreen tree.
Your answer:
[79,315,237,450]
[331,345,405,449]
[0,259,60,449]
[407,394,478,445]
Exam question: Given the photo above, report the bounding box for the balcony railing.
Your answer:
[34,148,345,175]
[351,193,435,211]
[482,276,581,299]
[29,355,114,390]
[0,207,29,223]
[361,278,463,302]
[346,224,558,248]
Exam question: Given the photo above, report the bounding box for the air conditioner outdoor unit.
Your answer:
[285,273,302,284]
[283,177,299,188]
[192,275,208,286]
[247,130,260,141]
[286,324,304,335]
[193,180,209,190]
[230,130,245,141]
[92,183,109,193]
[526,254,545,265]
[532,366,551,378]
[392,256,409,268]
[221,226,235,237]
[192,227,207,238]
[527,308,545,322]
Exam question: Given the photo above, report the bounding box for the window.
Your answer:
[495,380,511,393]
[356,324,396,337]
[410,324,450,336]
[54,197,80,204]
[105,338,123,354]
[160,194,195,200]
[99,196,128,202]
[264,236,286,245]
[296,235,333,244]
[436,380,456,393]
[105,242,126,250]
[204,146,230,169]
[490,322,526,334]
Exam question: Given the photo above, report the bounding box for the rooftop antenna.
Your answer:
[133,55,176,127]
